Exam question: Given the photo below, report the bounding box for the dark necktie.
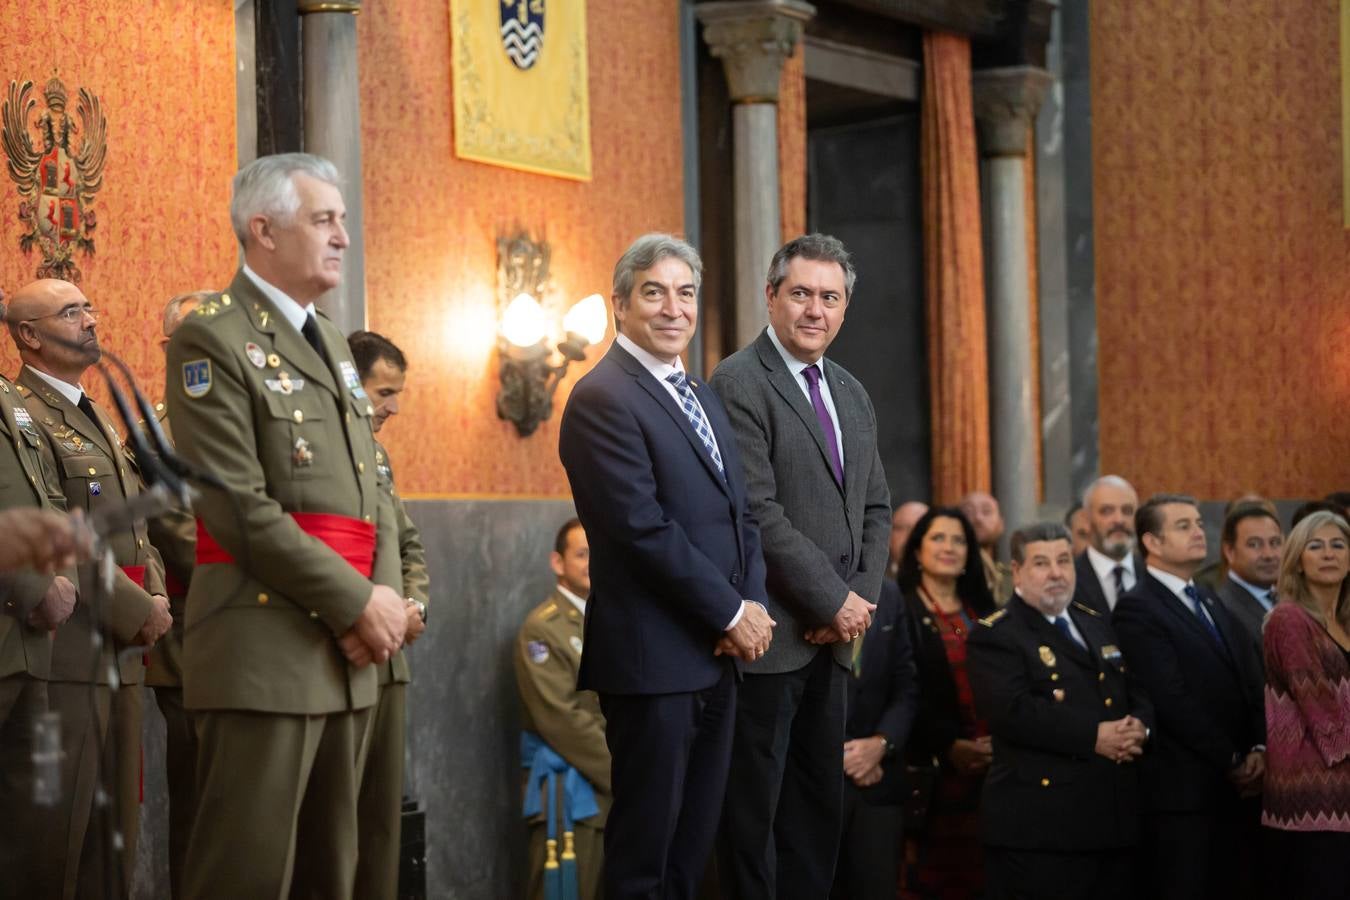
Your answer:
[1053,615,1085,650]
[1183,584,1225,647]
[802,364,844,487]
[77,392,98,428]
[1112,564,1126,598]
[301,312,328,364]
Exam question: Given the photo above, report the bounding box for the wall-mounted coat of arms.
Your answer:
[2,77,107,284]
[501,0,545,70]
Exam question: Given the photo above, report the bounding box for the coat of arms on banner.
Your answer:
[501,0,545,71]
[2,77,107,284]
[451,0,590,180]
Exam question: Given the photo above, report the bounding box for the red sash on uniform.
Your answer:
[194,513,376,578]
[120,565,146,588]
[164,572,187,598]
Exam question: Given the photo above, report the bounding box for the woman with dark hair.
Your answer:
[898,506,996,899]
[1262,510,1350,898]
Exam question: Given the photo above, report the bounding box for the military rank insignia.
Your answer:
[183,360,212,398]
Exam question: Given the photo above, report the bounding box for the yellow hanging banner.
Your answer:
[450,0,592,181]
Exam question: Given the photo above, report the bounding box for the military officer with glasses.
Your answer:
[7,277,171,900]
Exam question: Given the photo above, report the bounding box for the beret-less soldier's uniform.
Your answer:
[165,270,401,900]
[17,365,166,899]
[0,373,76,897]
[353,439,429,900]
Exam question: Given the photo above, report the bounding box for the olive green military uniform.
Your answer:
[165,270,401,900]
[353,440,429,900]
[0,373,76,896]
[515,592,611,900]
[17,365,167,900]
[137,405,199,900]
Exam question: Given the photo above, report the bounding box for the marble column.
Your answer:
[696,0,814,346]
[973,66,1052,537]
[300,0,366,335]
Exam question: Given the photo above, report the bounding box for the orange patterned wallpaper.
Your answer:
[358,0,684,497]
[0,1,237,404]
[1092,0,1350,499]
[779,44,807,242]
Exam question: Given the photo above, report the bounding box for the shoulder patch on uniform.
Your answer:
[1072,601,1101,617]
[182,359,212,398]
[978,609,1008,627]
[526,640,550,664]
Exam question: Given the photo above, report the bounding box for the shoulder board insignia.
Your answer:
[538,601,559,621]
[978,609,1008,627]
[1072,601,1102,617]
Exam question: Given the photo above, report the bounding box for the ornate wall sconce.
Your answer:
[496,231,608,437]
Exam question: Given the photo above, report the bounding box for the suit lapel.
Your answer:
[1148,576,1236,671]
[755,332,844,498]
[230,271,339,398]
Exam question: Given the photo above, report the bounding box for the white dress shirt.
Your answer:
[614,332,742,630]
[1228,572,1277,613]
[1087,545,1136,611]
[1148,566,1219,630]
[556,584,587,617]
[764,325,845,470]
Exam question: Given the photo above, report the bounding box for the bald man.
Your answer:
[960,491,1013,607]
[8,278,171,899]
[143,291,208,898]
[887,501,928,579]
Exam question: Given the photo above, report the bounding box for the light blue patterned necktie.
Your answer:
[665,372,725,478]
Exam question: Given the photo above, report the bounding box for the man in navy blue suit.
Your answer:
[558,233,775,900]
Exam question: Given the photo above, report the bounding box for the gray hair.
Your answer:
[766,233,857,300]
[611,233,703,303]
[1081,474,1137,509]
[163,291,213,336]
[1010,522,1073,564]
[229,153,341,246]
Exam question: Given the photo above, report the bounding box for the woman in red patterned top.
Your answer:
[898,507,996,899]
[1262,510,1350,899]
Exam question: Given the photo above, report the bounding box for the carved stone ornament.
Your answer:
[496,230,551,313]
[2,77,107,284]
[696,1,816,103]
[972,66,1053,158]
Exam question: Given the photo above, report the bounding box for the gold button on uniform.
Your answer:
[309,611,319,620]
[137,538,144,549]
[293,410,304,423]
[87,467,96,475]
[1104,697,1113,708]
[358,462,365,473]
[1040,778,1050,787]
[257,593,269,604]
[1099,672,1106,682]
[363,514,373,523]
[1050,672,1060,681]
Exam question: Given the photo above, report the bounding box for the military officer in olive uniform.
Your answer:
[515,518,610,900]
[0,358,80,897]
[165,153,408,900]
[141,290,209,899]
[349,329,430,900]
[7,277,172,900]
[967,522,1153,900]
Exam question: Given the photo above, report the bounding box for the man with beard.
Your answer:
[961,491,1013,606]
[969,522,1151,899]
[1073,476,1142,616]
[8,278,171,898]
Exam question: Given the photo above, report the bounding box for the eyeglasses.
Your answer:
[24,305,97,325]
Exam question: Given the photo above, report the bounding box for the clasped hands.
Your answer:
[844,735,888,787]
[338,584,419,667]
[1094,715,1148,764]
[805,591,876,645]
[1229,750,1265,798]
[715,601,777,661]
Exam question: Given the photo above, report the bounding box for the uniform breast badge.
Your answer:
[1038,645,1057,668]
[245,342,267,368]
[292,436,314,468]
[88,479,101,496]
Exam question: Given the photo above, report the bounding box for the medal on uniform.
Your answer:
[292,436,314,468]
[88,480,101,496]
[245,342,267,369]
[1101,645,1122,662]
[1038,645,1057,667]
[338,360,361,390]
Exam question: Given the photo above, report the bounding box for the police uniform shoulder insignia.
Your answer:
[183,359,213,398]
[978,609,1007,627]
[526,640,550,664]
[1072,601,1101,617]
[569,635,584,654]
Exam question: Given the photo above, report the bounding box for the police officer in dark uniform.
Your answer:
[967,522,1153,900]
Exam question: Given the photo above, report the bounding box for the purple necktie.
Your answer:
[802,364,844,486]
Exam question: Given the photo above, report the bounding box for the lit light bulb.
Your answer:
[563,293,608,346]
[501,293,546,348]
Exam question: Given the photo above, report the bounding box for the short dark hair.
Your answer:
[766,233,857,301]
[1062,502,1082,528]
[1325,492,1350,514]
[1010,522,1073,564]
[1135,493,1199,547]
[554,518,583,556]
[347,330,407,380]
[896,506,996,616]
[1221,502,1281,547]
[1292,500,1343,529]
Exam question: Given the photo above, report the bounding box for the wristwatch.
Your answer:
[409,598,427,623]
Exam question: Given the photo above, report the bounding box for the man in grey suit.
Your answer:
[711,234,892,899]
[1214,502,1283,652]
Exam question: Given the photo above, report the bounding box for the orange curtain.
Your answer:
[921,32,990,504]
